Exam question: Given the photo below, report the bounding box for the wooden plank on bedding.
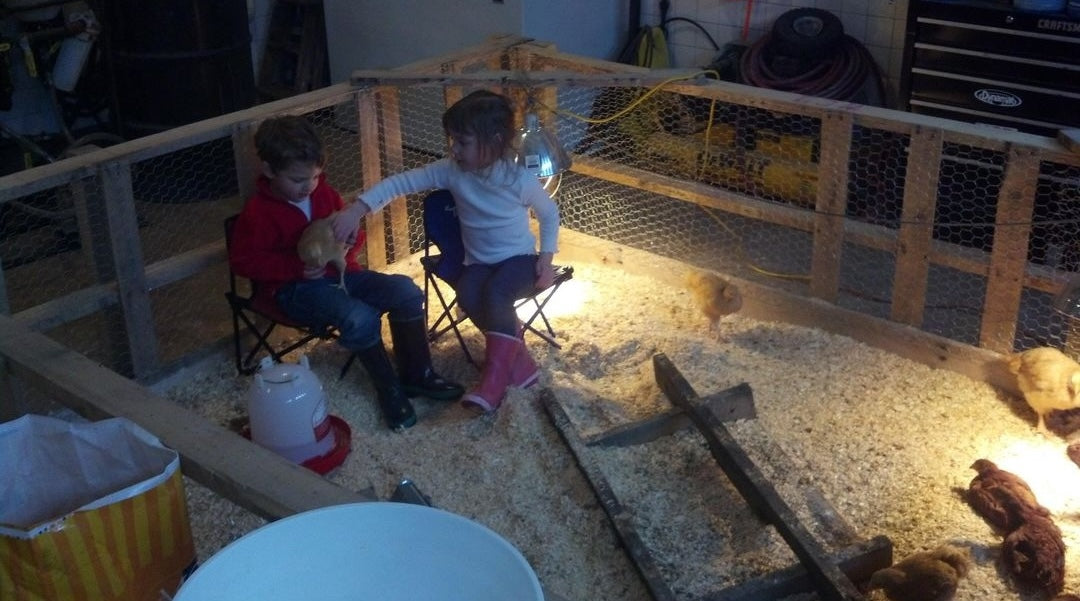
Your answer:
[653,353,864,601]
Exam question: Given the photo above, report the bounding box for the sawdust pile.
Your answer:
[168,260,1080,601]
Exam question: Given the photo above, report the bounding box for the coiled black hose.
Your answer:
[739,33,886,104]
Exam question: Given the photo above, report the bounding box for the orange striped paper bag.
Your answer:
[1,415,196,601]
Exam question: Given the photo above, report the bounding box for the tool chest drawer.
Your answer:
[901,0,1080,136]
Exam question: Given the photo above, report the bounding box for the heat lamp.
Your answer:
[514,110,571,195]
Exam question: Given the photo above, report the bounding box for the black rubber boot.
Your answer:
[354,341,416,430]
[389,319,465,401]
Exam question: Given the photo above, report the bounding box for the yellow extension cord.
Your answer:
[536,70,811,283]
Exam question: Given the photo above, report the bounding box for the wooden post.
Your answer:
[811,111,853,302]
[357,89,387,269]
[441,60,466,109]
[232,121,259,209]
[378,87,410,262]
[891,125,942,326]
[99,161,160,380]
[980,143,1039,353]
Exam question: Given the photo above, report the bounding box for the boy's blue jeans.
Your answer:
[275,270,424,352]
[454,254,538,337]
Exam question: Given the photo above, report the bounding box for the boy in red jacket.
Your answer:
[229,116,462,430]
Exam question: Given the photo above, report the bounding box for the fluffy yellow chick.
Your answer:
[685,269,742,339]
[1006,347,1080,435]
[868,544,972,601]
[298,217,347,289]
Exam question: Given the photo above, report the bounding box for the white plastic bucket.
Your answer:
[174,502,544,601]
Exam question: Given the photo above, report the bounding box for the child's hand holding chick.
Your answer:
[330,200,370,242]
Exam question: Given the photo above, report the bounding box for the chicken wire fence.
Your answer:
[383,78,1080,353]
[2,71,1079,382]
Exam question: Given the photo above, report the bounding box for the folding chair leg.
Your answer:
[230,302,246,374]
[424,275,478,367]
[339,353,357,380]
[232,308,280,374]
[519,294,562,349]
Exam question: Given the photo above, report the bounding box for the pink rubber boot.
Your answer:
[461,331,519,412]
[509,337,539,389]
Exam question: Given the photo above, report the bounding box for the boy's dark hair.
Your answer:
[254,115,326,173]
[442,90,515,162]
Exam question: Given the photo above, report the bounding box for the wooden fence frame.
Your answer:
[0,33,1076,520]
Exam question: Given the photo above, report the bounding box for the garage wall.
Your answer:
[641,0,909,108]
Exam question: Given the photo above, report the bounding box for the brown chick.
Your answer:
[298,217,347,289]
[1002,512,1066,596]
[965,458,1050,533]
[1067,441,1080,471]
[867,544,971,601]
[1006,347,1080,435]
[685,269,742,339]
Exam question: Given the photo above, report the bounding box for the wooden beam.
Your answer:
[705,535,892,601]
[378,87,410,263]
[13,242,225,332]
[811,110,853,303]
[583,383,756,448]
[552,229,1015,394]
[0,315,375,519]
[891,125,943,326]
[232,121,259,206]
[1059,128,1080,154]
[0,85,356,204]
[350,69,708,89]
[571,155,1065,295]
[357,89,387,269]
[653,353,864,601]
[100,161,159,379]
[980,143,1039,352]
[542,388,678,601]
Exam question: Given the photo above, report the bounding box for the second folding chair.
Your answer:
[420,189,574,366]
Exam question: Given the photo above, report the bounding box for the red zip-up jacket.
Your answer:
[229,174,366,307]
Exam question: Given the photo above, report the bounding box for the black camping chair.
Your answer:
[224,214,339,375]
[420,189,574,366]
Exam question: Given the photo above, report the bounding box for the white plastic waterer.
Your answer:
[248,355,335,464]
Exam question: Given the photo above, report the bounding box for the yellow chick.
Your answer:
[1006,347,1080,435]
[685,269,742,339]
[297,217,348,289]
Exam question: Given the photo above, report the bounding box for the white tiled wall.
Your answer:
[641,0,910,107]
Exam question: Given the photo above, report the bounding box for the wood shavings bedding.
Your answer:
[164,261,1080,601]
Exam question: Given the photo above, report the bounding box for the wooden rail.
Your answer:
[3,34,1076,381]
